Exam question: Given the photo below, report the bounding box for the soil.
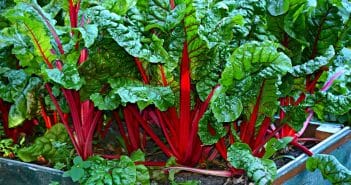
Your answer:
[274,141,318,168]
[170,173,252,185]
[150,140,319,185]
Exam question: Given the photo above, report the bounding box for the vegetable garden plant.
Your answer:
[0,0,351,184]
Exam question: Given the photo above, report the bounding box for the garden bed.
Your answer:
[1,124,349,185]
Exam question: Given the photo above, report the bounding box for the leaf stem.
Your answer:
[243,80,266,145]
[179,42,191,157]
[165,167,233,177]
[134,58,150,84]
[44,84,80,154]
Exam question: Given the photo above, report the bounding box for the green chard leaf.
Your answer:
[102,0,137,15]
[304,1,346,56]
[219,42,292,122]
[146,0,186,32]
[117,85,174,111]
[0,69,28,102]
[306,154,351,185]
[9,77,42,128]
[87,4,174,64]
[63,156,91,182]
[79,38,139,100]
[44,63,84,90]
[90,75,175,111]
[4,2,57,70]
[268,0,351,63]
[77,24,99,48]
[228,143,277,185]
[17,123,72,163]
[315,91,351,115]
[198,110,227,145]
[290,46,335,77]
[90,92,121,111]
[183,0,211,80]
[280,105,308,131]
[65,153,149,185]
[220,41,291,88]
[112,156,137,185]
[130,150,150,185]
[263,137,293,159]
[229,0,268,43]
[267,0,290,16]
[0,67,43,128]
[210,87,242,123]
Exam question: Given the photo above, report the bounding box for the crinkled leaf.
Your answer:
[90,92,120,110]
[281,105,308,131]
[130,149,145,162]
[263,137,293,159]
[102,0,137,15]
[145,1,186,32]
[135,164,150,185]
[290,46,335,77]
[210,87,242,123]
[130,150,150,185]
[8,96,27,128]
[198,110,227,145]
[267,0,290,16]
[45,63,84,90]
[66,150,147,185]
[117,86,174,111]
[112,156,137,185]
[219,42,291,124]
[255,79,281,118]
[90,5,173,64]
[77,24,98,48]
[183,0,210,80]
[233,78,282,122]
[195,49,221,101]
[78,38,138,100]
[316,91,351,115]
[108,24,171,63]
[227,143,277,185]
[220,41,292,88]
[0,69,29,102]
[17,123,71,163]
[270,0,350,59]
[306,154,351,185]
[305,1,346,56]
[4,2,57,69]
[8,77,41,128]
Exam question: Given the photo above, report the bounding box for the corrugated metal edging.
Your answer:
[274,127,351,185]
[0,157,77,185]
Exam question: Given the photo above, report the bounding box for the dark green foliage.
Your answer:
[228,143,277,185]
[64,150,150,185]
[17,124,73,165]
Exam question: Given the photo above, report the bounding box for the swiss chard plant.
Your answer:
[84,0,248,167]
[265,0,351,154]
[0,0,111,160]
[82,1,297,184]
